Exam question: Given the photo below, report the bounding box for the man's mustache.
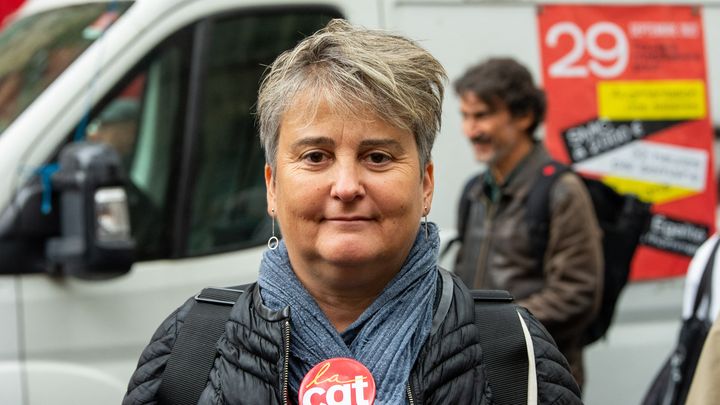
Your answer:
[470,134,491,145]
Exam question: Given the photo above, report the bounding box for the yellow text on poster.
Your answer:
[598,80,706,120]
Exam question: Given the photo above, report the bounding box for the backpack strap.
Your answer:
[525,161,571,273]
[692,237,720,318]
[157,284,251,405]
[471,289,531,405]
[442,173,483,259]
[458,173,483,241]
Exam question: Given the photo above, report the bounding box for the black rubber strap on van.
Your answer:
[157,285,249,405]
[472,289,529,405]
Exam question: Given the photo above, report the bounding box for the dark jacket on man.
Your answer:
[122,270,582,404]
[454,144,603,386]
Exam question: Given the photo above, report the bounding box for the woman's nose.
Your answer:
[330,162,366,202]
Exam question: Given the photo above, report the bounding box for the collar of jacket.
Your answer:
[496,144,554,200]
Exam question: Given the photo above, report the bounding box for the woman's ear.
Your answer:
[265,164,275,216]
[423,161,434,213]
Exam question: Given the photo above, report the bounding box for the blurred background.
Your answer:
[0,0,718,404]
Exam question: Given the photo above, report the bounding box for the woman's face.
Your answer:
[266,100,434,292]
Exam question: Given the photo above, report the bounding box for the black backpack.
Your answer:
[456,161,651,346]
[156,275,531,405]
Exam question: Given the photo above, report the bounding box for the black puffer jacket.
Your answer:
[123,270,581,404]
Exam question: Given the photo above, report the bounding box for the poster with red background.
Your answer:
[538,5,716,280]
[0,0,24,29]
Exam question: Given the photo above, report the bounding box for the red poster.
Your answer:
[0,0,24,29]
[538,5,716,280]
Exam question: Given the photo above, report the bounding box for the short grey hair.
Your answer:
[257,19,447,172]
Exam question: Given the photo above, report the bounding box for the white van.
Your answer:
[1,1,719,404]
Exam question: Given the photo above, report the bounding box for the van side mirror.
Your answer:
[0,177,60,273]
[46,142,135,279]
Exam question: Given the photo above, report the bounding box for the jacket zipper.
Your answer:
[407,382,415,405]
[476,202,497,288]
[282,319,290,405]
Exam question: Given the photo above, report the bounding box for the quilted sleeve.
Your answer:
[121,297,195,405]
[519,308,583,405]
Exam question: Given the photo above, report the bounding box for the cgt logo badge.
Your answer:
[299,357,376,405]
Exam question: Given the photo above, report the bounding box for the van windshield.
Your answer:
[0,2,133,134]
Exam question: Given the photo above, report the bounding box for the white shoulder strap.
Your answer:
[517,310,538,405]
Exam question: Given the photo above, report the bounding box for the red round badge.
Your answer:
[299,357,376,405]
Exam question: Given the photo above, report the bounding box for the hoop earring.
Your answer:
[268,209,279,250]
[424,206,429,239]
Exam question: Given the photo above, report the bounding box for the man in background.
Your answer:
[452,57,603,388]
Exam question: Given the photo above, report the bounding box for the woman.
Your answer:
[123,19,581,404]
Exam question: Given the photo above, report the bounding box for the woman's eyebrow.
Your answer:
[289,136,335,150]
[359,138,404,152]
[289,137,404,152]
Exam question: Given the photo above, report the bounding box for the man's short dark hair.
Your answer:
[454,57,546,137]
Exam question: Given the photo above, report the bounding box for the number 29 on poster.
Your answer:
[545,21,629,79]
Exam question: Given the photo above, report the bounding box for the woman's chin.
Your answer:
[317,238,385,268]
[321,250,377,267]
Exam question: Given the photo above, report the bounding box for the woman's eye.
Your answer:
[367,152,391,165]
[303,151,326,163]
